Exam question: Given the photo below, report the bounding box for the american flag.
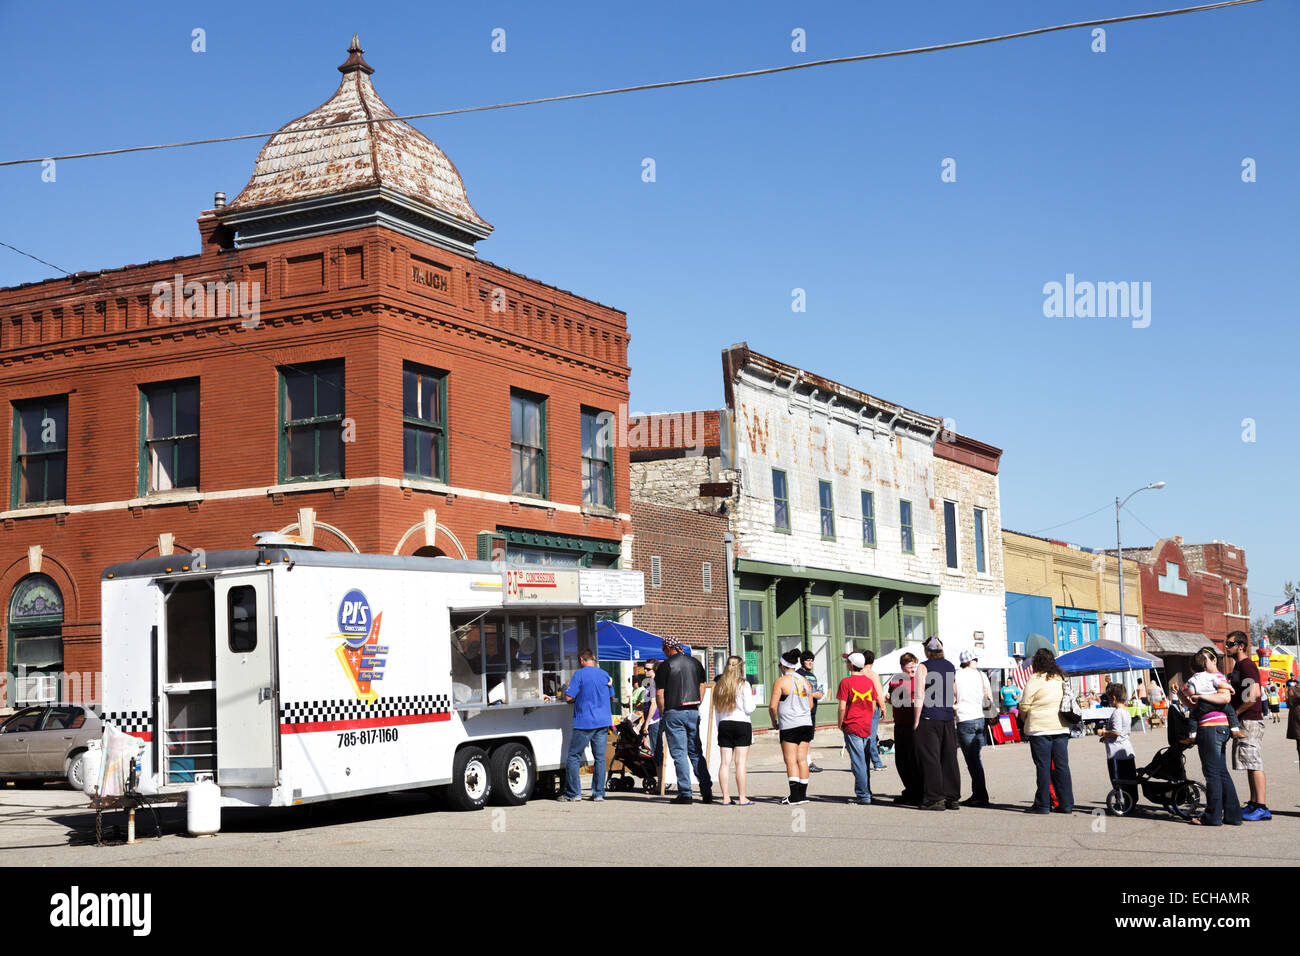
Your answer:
[1275,597,1297,617]
[1011,661,1033,689]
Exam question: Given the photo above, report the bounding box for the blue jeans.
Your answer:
[867,711,885,769]
[843,732,872,802]
[956,718,989,803]
[1028,734,1073,811]
[564,727,608,800]
[662,708,711,798]
[1196,725,1242,825]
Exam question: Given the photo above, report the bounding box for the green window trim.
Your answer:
[974,507,988,574]
[900,499,915,554]
[510,390,548,499]
[11,396,68,509]
[818,480,835,540]
[772,468,790,533]
[278,361,346,484]
[580,406,615,509]
[861,489,876,548]
[402,364,448,483]
[138,380,200,497]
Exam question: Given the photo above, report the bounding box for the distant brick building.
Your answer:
[0,38,632,708]
[628,500,730,678]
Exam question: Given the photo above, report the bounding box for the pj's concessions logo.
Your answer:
[330,589,387,702]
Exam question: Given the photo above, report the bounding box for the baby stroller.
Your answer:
[605,717,659,794]
[1105,703,1203,819]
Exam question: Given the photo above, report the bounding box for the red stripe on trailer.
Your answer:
[279,711,452,734]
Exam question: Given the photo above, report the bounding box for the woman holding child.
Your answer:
[1179,646,1243,826]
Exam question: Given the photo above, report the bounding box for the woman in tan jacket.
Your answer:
[1018,648,1075,813]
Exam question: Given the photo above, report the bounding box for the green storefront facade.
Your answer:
[734,559,939,729]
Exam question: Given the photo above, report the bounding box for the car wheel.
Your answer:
[445,746,492,811]
[489,743,535,806]
[66,751,88,790]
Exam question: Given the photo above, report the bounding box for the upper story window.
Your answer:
[581,407,613,508]
[280,361,345,482]
[403,364,446,482]
[11,396,67,507]
[973,507,988,573]
[861,490,876,548]
[140,380,199,494]
[510,390,546,497]
[818,480,835,539]
[943,500,959,569]
[900,499,915,554]
[772,469,790,532]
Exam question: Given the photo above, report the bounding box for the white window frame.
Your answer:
[943,499,961,573]
[702,560,712,594]
[650,555,662,589]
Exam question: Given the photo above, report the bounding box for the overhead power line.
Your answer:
[0,0,1263,168]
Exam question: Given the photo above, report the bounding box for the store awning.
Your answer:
[735,559,940,596]
[1144,628,1211,656]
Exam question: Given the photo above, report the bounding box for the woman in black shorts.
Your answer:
[712,655,756,805]
[769,649,814,804]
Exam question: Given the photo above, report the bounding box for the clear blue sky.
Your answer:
[2,1,1296,613]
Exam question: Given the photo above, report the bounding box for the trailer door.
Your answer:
[215,573,278,787]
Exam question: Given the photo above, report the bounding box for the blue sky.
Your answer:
[2,1,1296,612]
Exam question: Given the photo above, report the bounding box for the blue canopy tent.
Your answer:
[556,619,685,661]
[593,619,685,662]
[1055,639,1163,675]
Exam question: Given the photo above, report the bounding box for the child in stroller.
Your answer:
[1104,691,1204,818]
[605,716,659,794]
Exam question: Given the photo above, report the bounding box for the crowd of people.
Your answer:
[555,629,1297,825]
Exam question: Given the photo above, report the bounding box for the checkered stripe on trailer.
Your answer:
[279,695,452,732]
[100,711,153,737]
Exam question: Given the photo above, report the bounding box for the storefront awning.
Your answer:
[734,559,940,597]
[1144,628,1210,656]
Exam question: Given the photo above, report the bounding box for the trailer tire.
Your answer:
[446,746,492,811]
[490,743,535,806]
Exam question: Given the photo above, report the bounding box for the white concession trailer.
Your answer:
[98,545,644,811]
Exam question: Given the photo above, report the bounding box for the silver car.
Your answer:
[0,704,102,789]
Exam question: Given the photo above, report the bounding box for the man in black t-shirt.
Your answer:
[1226,631,1269,820]
[655,637,712,804]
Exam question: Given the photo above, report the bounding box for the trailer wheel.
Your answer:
[490,743,535,806]
[446,746,492,811]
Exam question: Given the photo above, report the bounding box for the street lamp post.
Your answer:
[1115,481,1166,649]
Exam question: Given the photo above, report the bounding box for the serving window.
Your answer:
[450,613,586,707]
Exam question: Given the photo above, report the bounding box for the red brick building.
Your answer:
[1122,536,1249,682]
[629,500,730,679]
[0,38,632,708]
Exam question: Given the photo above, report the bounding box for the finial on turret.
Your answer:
[338,34,375,75]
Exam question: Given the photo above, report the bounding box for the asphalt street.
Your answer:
[2,721,1296,867]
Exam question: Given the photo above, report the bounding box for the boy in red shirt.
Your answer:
[838,652,885,805]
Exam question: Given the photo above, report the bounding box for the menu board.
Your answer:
[578,568,646,608]
[504,568,580,605]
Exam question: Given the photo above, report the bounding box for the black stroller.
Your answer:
[1105,703,1204,819]
[605,718,659,794]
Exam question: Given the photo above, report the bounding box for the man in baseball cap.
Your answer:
[955,649,993,806]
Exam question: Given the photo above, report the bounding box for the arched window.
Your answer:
[7,574,64,706]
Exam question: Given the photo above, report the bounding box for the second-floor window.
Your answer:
[943,500,959,569]
[772,469,790,531]
[580,407,613,508]
[974,507,988,573]
[819,480,835,539]
[900,499,915,554]
[140,380,199,494]
[403,364,446,482]
[12,396,67,507]
[280,361,345,482]
[511,391,546,497]
[861,490,876,547]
